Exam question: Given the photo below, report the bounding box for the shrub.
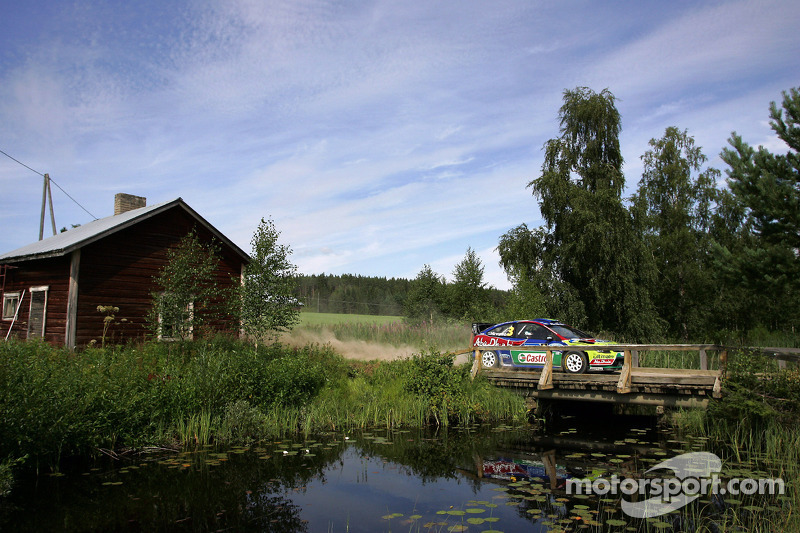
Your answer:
[709,349,800,427]
[404,350,470,425]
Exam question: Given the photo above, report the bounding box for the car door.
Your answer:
[480,322,524,366]
[509,323,553,367]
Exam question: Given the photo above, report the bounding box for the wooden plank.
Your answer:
[470,351,480,379]
[631,376,717,386]
[538,350,554,390]
[700,349,708,371]
[617,350,632,393]
[533,389,710,409]
[64,249,80,350]
[632,367,720,376]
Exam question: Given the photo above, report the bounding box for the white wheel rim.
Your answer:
[482,352,496,367]
[565,354,583,372]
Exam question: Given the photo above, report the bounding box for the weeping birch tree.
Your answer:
[501,87,661,339]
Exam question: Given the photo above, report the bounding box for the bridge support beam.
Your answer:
[529,389,709,409]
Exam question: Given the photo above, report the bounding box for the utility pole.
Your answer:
[39,173,57,240]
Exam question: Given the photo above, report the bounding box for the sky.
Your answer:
[1,0,798,291]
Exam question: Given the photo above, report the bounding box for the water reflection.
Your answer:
[0,414,785,532]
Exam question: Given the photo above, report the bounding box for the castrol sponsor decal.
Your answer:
[515,352,547,364]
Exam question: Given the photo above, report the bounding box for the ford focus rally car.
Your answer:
[472,319,623,374]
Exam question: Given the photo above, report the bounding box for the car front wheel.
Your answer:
[481,350,498,369]
[562,351,588,374]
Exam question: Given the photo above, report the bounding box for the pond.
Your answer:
[0,406,788,531]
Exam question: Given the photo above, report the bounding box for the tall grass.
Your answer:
[669,346,800,532]
[0,337,525,471]
[299,319,471,351]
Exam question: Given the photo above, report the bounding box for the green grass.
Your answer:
[294,313,471,353]
[0,337,526,472]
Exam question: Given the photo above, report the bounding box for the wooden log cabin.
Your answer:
[0,194,249,348]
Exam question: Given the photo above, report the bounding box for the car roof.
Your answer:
[487,319,565,329]
[530,318,561,325]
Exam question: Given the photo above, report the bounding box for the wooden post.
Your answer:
[65,249,80,349]
[38,174,57,240]
[699,349,708,371]
[47,174,57,236]
[470,350,481,379]
[713,375,722,398]
[39,174,48,241]
[538,348,554,390]
[617,349,632,393]
[632,349,639,368]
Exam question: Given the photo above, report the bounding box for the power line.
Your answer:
[0,148,98,220]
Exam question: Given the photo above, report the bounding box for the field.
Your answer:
[281,312,472,361]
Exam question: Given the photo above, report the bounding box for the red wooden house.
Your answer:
[0,194,249,348]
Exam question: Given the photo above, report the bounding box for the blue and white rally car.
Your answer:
[472,319,624,374]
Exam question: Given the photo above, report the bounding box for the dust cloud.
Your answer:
[277,328,472,365]
[277,329,419,361]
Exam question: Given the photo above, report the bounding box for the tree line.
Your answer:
[157,87,799,344]
[295,274,412,315]
[497,86,800,342]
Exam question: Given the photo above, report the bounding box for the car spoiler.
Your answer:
[472,322,496,335]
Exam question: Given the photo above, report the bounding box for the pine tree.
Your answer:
[718,87,800,330]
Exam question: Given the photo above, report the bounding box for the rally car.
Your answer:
[472,319,623,374]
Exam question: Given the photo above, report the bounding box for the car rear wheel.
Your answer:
[481,350,498,369]
[562,351,588,374]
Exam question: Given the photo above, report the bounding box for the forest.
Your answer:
[296,86,800,343]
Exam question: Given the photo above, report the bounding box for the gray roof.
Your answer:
[0,198,249,264]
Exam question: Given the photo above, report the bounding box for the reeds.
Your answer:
[0,337,526,470]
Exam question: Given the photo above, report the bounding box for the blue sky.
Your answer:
[1,0,798,290]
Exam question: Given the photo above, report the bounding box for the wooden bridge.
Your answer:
[470,344,800,409]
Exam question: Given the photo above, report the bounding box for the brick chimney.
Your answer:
[114,193,146,215]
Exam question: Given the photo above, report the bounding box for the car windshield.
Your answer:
[549,325,591,339]
[487,323,517,337]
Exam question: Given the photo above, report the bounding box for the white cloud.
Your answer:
[1,0,798,296]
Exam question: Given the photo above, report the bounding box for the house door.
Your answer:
[27,287,48,339]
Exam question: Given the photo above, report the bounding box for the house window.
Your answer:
[2,291,21,320]
[27,286,49,339]
[158,297,194,341]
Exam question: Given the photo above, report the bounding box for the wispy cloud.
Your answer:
[1,0,798,291]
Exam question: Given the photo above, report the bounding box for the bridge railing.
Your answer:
[471,344,800,395]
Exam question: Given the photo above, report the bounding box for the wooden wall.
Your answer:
[1,256,71,344]
[2,205,245,347]
[76,208,245,346]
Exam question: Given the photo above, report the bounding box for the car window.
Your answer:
[517,324,551,340]
[487,323,517,337]
[549,325,591,339]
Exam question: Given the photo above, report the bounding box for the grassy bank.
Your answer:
[669,348,800,532]
[0,337,526,471]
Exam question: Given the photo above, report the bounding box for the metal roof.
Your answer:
[0,198,250,264]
